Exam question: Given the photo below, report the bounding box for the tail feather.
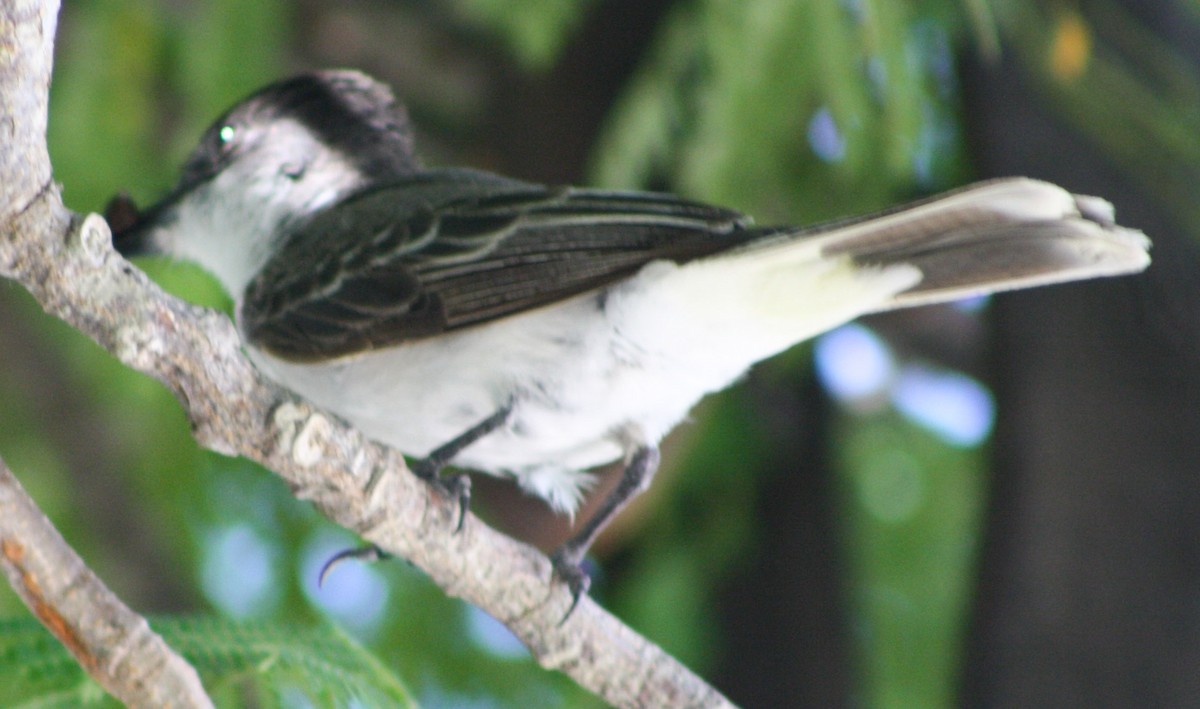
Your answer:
[605,177,1149,392]
[806,177,1150,310]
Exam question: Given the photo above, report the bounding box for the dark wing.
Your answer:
[241,168,759,361]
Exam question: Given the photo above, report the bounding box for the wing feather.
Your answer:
[241,168,755,360]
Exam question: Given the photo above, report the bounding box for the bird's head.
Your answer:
[111,69,420,297]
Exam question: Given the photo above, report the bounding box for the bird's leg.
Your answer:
[318,404,513,585]
[551,445,661,618]
[410,404,514,530]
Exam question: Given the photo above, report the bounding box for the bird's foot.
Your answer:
[410,458,471,532]
[550,547,592,622]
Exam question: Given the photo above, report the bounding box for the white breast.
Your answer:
[245,250,919,513]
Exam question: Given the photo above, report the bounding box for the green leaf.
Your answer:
[0,616,414,708]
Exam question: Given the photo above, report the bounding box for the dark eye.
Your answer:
[178,122,239,186]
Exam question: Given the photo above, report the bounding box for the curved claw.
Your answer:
[416,467,471,532]
[318,545,387,587]
[550,548,592,623]
[408,406,509,532]
[440,472,471,532]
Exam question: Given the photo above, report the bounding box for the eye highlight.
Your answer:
[218,125,237,144]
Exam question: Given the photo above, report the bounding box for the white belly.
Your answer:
[247,290,737,511]
[245,254,917,512]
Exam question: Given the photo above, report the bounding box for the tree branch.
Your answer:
[0,456,215,707]
[0,2,734,706]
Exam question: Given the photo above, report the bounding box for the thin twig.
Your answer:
[0,456,214,708]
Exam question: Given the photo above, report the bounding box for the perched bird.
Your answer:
[112,70,1151,607]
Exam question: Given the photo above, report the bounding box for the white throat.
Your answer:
[154,119,369,298]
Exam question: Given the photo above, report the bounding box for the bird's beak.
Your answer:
[105,186,185,258]
[107,154,224,258]
[104,193,151,256]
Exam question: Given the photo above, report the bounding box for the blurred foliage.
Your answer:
[0,616,414,707]
[1,0,1191,707]
[996,0,1200,231]
[591,0,970,220]
[833,413,986,708]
